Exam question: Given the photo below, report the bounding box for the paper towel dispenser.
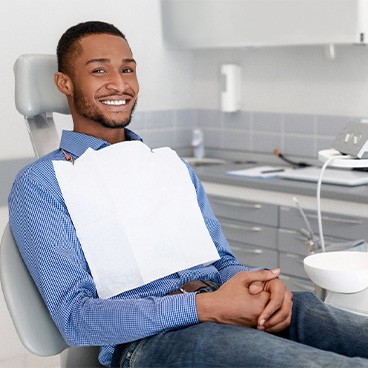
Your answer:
[161,0,368,49]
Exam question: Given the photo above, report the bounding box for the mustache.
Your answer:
[98,91,135,99]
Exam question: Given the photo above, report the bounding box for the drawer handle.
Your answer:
[231,246,264,254]
[295,234,308,242]
[211,198,262,209]
[294,231,352,245]
[284,253,305,264]
[304,214,363,225]
[222,223,262,232]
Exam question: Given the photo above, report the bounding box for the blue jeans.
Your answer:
[113,292,368,367]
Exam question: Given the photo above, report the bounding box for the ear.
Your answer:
[54,72,73,96]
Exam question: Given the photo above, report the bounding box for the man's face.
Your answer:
[68,34,139,130]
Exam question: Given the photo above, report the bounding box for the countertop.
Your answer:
[190,161,368,205]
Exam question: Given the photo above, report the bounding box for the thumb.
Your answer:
[249,281,264,294]
[248,269,280,294]
[240,268,280,287]
[270,268,280,277]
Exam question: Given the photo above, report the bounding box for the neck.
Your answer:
[71,113,128,144]
[73,125,126,144]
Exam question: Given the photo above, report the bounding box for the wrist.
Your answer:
[195,292,218,323]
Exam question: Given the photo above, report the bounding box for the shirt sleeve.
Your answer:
[8,166,199,347]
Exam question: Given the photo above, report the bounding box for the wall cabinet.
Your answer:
[161,0,368,49]
[208,194,368,293]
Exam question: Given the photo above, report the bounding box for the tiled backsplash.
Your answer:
[132,109,362,159]
[131,109,195,149]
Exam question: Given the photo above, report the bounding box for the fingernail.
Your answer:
[259,319,266,326]
[271,268,280,274]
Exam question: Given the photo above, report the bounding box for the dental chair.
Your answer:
[0,54,102,367]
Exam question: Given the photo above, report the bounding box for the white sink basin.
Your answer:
[304,251,368,293]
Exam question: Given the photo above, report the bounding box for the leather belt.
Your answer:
[168,280,218,295]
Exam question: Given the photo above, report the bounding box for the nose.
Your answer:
[105,72,128,93]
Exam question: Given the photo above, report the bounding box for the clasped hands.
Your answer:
[196,269,293,333]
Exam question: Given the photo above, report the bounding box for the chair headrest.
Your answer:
[14,54,70,117]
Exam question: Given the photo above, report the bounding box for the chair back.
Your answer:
[14,54,70,158]
[0,224,69,356]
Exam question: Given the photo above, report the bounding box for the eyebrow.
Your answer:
[86,58,136,65]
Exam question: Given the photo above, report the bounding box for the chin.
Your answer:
[97,117,132,129]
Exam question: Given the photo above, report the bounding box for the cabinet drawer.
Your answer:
[278,228,311,256]
[279,275,315,293]
[220,217,277,249]
[277,228,348,256]
[209,196,278,226]
[279,252,308,279]
[279,206,368,240]
[230,241,278,269]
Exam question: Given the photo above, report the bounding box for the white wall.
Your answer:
[193,44,368,117]
[0,0,194,161]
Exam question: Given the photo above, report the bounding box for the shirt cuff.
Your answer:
[158,292,199,330]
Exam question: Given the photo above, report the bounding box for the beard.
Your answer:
[73,88,137,129]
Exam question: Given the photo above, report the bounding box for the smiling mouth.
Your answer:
[101,99,128,106]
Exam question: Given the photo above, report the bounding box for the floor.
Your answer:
[0,354,60,368]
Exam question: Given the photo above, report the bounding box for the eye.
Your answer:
[122,67,134,74]
[92,68,106,74]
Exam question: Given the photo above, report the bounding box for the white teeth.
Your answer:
[102,100,127,106]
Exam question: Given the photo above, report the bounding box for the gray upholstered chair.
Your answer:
[0,54,102,367]
[0,224,101,367]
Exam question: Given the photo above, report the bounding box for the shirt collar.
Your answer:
[59,129,143,159]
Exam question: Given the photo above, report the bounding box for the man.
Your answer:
[8,21,368,367]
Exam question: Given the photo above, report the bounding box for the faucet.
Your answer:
[192,129,205,159]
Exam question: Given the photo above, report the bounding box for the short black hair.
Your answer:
[56,21,127,74]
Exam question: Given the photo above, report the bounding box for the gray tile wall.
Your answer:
[131,109,195,149]
[131,109,363,159]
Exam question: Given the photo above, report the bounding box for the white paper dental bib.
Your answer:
[53,141,220,298]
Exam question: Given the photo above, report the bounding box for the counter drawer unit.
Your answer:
[208,196,278,227]
[279,206,368,241]
[219,217,277,249]
[279,252,308,279]
[229,241,278,270]
[279,275,315,293]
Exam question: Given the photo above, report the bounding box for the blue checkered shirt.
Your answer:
[8,129,255,367]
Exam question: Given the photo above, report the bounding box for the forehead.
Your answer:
[76,33,133,64]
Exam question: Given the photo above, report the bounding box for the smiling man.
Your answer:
[8,21,368,368]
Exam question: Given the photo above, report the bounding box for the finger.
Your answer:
[262,302,292,329]
[263,311,292,333]
[257,290,287,327]
[258,290,293,329]
[258,300,281,328]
